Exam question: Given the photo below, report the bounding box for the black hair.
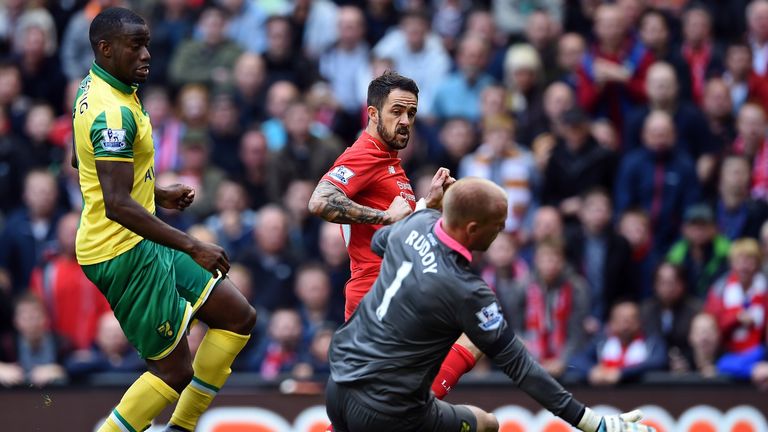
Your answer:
[619,206,650,222]
[400,10,431,26]
[89,7,146,52]
[296,261,330,278]
[201,4,228,17]
[14,291,45,311]
[366,70,419,112]
[682,2,713,19]
[0,59,20,73]
[265,14,291,28]
[580,185,612,203]
[653,261,687,286]
[727,40,751,54]
[639,8,671,31]
[609,298,640,313]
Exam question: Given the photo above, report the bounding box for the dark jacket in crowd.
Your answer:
[615,148,700,254]
[623,103,715,159]
[566,227,638,320]
[0,208,63,294]
[541,137,618,207]
[714,198,768,241]
[641,295,702,361]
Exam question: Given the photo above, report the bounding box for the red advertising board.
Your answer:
[3,384,767,431]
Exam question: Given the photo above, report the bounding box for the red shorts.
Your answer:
[344,273,378,320]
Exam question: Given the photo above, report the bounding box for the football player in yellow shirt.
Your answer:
[72,7,256,432]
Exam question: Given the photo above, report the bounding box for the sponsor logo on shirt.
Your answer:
[396,181,413,191]
[397,181,416,202]
[328,165,355,185]
[476,302,503,331]
[102,128,127,151]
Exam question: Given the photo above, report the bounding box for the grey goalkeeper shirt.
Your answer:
[329,209,585,425]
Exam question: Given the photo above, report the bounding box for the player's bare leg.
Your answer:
[166,279,256,431]
[465,405,500,432]
[98,338,193,432]
[432,334,484,399]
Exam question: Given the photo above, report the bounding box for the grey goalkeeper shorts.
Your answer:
[325,378,478,432]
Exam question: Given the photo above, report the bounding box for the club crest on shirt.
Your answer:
[388,165,396,174]
[101,128,127,151]
[156,321,174,338]
[476,302,503,331]
[328,165,355,185]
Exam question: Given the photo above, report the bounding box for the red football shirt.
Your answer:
[30,257,111,350]
[322,131,416,318]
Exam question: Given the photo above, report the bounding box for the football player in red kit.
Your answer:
[310,71,448,319]
[309,71,480,410]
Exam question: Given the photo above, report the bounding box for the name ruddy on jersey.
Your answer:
[403,229,438,273]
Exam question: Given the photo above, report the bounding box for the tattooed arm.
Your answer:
[308,180,410,225]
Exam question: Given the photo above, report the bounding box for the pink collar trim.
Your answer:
[434,218,472,262]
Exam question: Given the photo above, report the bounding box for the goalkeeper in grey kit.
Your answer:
[326,177,654,432]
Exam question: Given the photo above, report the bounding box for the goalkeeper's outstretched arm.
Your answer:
[472,325,655,431]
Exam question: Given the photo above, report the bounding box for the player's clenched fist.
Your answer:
[189,240,231,277]
[425,167,455,210]
[156,183,196,211]
[384,195,413,224]
[578,408,655,432]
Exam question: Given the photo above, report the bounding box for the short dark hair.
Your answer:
[640,8,670,31]
[400,10,431,26]
[654,261,687,285]
[89,7,146,52]
[14,291,45,312]
[580,185,611,203]
[0,59,21,81]
[620,207,650,223]
[265,14,291,29]
[683,2,713,20]
[296,261,329,279]
[610,298,640,314]
[366,70,419,112]
[727,41,751,57]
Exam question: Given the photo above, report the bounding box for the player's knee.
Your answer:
[218,281,257,335]
[484,413,499,432]
[238,304,257,335]
[466,406,498,432]
[158,363,194,393]
[219,305,256,335]
[476,412,499,432]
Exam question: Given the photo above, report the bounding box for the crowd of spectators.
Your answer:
[3,0,768,389]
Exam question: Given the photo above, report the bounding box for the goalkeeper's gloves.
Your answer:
[577,407,656,432]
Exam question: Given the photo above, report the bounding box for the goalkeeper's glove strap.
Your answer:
[578,407,603,432]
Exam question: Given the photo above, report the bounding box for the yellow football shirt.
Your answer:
[73,63,156,265]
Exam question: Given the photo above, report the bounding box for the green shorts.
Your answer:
[82,239,220,360]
